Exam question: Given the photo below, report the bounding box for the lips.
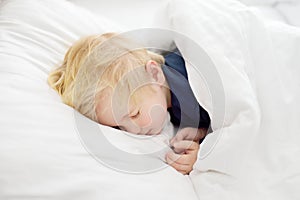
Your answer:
[145,129,153,135]
[145,128,162,135]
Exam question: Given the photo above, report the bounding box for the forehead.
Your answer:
[95,88,116,126]
[95,87,131,126]
[95,85,155,126]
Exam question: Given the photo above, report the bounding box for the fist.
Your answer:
[165,140,199,175]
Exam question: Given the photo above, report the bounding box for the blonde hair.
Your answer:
[48,33,165,122]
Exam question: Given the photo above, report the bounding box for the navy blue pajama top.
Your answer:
[162,49,211,129]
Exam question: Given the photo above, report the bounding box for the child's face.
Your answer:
[96,85,169,135]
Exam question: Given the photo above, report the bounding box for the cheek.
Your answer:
[136,112,153,128]
[148,104,168,126]
[134,104,167,128]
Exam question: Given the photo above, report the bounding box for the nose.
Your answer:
[120,104,166,135]
[135,104,166,134]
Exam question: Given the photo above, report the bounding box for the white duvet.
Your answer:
[1,0,299,199]
[164,1,300,199]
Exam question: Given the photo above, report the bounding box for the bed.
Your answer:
[1,0,300,199]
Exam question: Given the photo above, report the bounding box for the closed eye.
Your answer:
[113,126,127,131]
[129,110,140,119]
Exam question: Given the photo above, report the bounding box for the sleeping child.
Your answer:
[47,33,211,175]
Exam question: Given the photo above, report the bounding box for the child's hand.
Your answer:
[170,127,207,145]
[165,140,199,175]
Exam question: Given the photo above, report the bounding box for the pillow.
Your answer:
[237,0,297,6]
[0,0,199,199]
[68,0,167,30]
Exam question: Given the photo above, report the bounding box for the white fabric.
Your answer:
[68,0,300,28]
[165,0,262,176]
[162,0,300,199]
[1,0,300,199]
[0,0,197,199]
[67,0,169,30]
[275,1,300,27]
[237,0,299,6]
[237,0,300,27]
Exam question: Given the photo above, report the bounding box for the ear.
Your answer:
[145,60,165,85]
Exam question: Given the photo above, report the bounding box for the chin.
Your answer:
[145,128,160,135]
[152,128,163,135]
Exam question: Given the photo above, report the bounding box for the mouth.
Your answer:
[145,128,162,135]
[145,129,153,135]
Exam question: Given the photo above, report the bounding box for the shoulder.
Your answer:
[163,49,188,80]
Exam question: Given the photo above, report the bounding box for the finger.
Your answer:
[170,128,195,145]
[178,170,188,175]
[183,128,199,140]
[172,146,185,154]
[169,137,177,146]
[173,140,199,152]
[175,128,192,141]
[170,133,184,146]
[166,151,192,165]
[166,155,192,172]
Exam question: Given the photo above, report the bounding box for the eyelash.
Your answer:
[113,126,126,131]
[130,111,140,119]
[112,126,120,130]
